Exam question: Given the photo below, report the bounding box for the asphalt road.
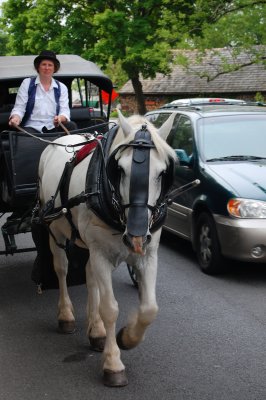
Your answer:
[1,224,266,400]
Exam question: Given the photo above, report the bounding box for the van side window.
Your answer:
[170,115,193,155]
[146,113,171,128]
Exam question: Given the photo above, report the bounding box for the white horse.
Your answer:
[37,111,176,386]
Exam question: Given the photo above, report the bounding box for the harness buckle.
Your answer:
[65,144,75,153]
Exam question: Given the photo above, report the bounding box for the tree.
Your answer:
[1,0,266,113]
[0,0,198,114]
[175,1,266,82]
[0,31,8,55]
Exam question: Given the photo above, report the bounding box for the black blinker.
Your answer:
[127,128,151,237]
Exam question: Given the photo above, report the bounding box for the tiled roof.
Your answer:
[119,47,266,94]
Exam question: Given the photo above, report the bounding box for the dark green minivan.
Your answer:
[146,99,266,274]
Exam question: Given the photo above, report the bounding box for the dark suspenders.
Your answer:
[22,77,61,125]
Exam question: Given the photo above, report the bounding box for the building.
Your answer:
[119,47,266,114]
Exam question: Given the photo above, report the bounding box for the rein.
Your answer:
[13,122,111,151]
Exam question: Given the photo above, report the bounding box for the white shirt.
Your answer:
[10,75,70,132]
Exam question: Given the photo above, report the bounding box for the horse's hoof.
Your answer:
[116,327,131,350]
[89,336,106,352]
[103,369,128,387]
[58,320,76,334]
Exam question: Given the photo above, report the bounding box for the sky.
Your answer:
[0,0,5,14]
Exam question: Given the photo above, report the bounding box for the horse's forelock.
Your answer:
[111,115,177,164]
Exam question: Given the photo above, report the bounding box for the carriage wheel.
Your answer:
[127,264,139,288]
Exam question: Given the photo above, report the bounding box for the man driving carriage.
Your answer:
[9,50,77,133]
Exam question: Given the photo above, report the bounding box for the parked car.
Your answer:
[145,98,266,274]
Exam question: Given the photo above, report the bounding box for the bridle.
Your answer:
[106,124,175,236]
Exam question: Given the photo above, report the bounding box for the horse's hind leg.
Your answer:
[85,260,106,352]
[49,230,75,334]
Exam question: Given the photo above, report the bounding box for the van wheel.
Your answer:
[195,212,225,275]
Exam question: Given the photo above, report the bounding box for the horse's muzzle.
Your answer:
[122,232,151,255]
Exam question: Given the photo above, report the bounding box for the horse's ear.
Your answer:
[117,109,133,137]
[157,113,176,140]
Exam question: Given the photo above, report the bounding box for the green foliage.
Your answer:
[1,0,266,113]
[255,92,265,103]
[0,31,8,55]
[181,1,266,50]
[110,110,118,118]
[103,57,128,90]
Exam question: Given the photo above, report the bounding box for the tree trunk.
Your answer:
[131,75,147,115]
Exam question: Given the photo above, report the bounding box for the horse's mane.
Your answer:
[111,115,177,164]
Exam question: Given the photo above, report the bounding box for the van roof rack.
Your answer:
[160,98,247,109]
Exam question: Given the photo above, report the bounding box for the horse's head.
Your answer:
[106,110,177,255]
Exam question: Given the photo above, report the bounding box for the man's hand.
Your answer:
[54,115,67,127]
[9,115,21,126]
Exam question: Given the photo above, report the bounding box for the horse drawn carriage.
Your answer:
[0,54,115,286]
[0,54,198,386]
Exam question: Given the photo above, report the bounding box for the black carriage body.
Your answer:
[0,131,63,211]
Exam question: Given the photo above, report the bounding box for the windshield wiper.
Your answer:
[206,155,266,162]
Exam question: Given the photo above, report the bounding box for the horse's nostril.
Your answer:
[123,233,151,253]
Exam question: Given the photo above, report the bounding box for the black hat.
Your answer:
[34,50,60,70]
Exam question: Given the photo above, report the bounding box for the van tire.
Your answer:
[195,212,225,275]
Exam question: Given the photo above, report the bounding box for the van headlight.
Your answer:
[227,198,266,218]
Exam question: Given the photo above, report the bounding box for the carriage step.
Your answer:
[1,217,34,255]
[2,216,32,235]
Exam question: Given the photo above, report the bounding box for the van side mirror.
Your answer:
[175,149,190,165]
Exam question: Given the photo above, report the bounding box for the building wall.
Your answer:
[120,92,263,115]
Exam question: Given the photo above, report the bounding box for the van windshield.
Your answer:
[198,114,266,161]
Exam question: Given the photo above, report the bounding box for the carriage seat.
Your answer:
[0,130,62,211]
[70,107,106,129]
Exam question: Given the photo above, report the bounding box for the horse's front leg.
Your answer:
[49,224,75,334]
[90,251,128,387]
[117,251,159,350]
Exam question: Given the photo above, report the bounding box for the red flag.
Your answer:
[101,89,119,104]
